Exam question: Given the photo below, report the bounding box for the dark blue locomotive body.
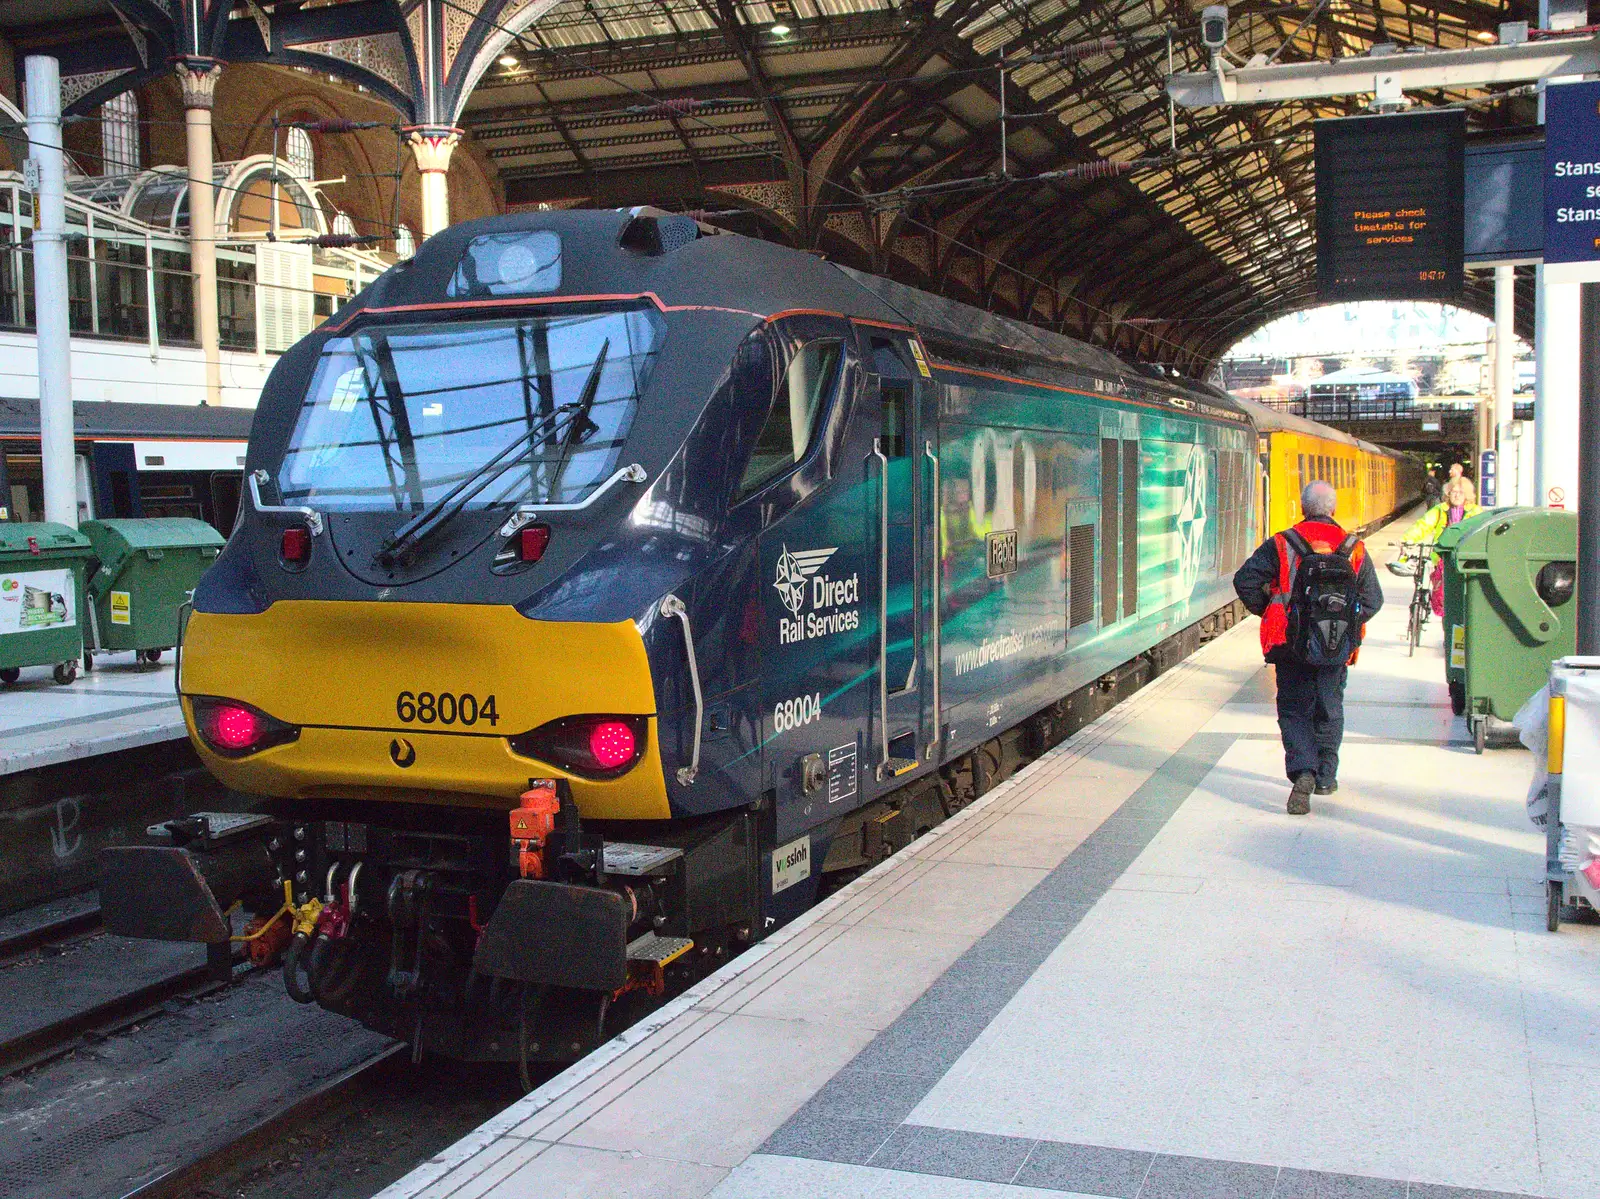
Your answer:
[100,209,1257,1059]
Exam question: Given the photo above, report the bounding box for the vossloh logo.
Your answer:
[774,545,861,645]
[771,834,811,895]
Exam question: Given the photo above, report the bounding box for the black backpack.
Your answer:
[1280,529,1365,667]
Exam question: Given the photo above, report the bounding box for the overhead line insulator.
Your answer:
[1020,35,1125,66]
[624,98,738,116]
[285,118,386,134]
[308,233,384,247]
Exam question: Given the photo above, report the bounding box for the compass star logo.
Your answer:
[1177,445,1209,595]
[773,545,837,616]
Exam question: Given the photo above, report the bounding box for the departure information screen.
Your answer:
[1315,109,1465,301]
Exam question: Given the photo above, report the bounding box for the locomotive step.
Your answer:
[625,933,694,967]
[602,843,685,877]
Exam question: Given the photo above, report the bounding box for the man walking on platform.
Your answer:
[1234,480,1384,815]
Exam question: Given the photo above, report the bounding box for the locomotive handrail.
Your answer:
[925,439,940,755]
[873,439,890,780]
[659,593,702,785]
[248,470,325,536]
[498,463,648,536]
[173,598,191,697]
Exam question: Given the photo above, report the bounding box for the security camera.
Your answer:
[1200,4,1229,51]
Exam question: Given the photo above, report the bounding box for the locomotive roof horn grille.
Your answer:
[617,206,722,255]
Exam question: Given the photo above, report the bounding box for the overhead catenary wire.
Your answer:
[446,1,1508,361]
[858,131,1315,206]
[438,0,1212,362]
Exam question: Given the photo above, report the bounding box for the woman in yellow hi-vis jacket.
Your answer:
[1404,476,1482,616]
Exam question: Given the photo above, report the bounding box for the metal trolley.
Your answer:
[1544,657,1600,930]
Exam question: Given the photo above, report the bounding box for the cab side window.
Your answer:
[737,339,844,497]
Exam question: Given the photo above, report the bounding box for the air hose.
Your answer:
[283,932,316,1003]
[308,934,362,1005]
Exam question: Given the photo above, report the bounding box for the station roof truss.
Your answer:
[8,0,1541,374]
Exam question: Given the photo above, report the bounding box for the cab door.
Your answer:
[863,332,932,785]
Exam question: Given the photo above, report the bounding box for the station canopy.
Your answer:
[9,0,1538,374]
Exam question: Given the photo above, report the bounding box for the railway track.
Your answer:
[121,1044,408,1199]
[0,893,102,959]
[0,606,1245,1199]
[0,896,239,1080]
[0,908,524,1199]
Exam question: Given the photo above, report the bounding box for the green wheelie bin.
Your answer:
[1449,507,1578,753]
[79,517,224,670]
[0,522,93,685]
[1437,510,1501,715]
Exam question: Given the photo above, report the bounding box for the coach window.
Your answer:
[737,338,844,497]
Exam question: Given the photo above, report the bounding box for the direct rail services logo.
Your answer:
[773,545,861,645]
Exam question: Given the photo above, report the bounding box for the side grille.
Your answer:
[1069,523,1095,629]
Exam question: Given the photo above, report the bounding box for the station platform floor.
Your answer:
[382,514,1598,1199]
[0,653,184,774]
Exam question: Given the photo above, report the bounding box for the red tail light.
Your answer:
[281,525,312,564]
[207,703,261,751]
[588,720,638,770]
[508,714,648,779]
[519,524,551,562]
[191,696,299,758]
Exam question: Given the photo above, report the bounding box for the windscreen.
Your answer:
[277,306,665,512]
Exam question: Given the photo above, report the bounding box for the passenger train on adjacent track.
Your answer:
[102,209,1423,1064]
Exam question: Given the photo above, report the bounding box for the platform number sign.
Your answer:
[1544,81,1600,278]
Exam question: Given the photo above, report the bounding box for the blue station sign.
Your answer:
[1544,80,1600,269]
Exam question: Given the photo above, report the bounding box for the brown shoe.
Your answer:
[1287,772,1315,816]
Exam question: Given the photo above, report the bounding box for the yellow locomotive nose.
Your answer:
[178,600,671,820]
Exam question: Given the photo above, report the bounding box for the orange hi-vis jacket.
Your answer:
[1258,519,1369,665]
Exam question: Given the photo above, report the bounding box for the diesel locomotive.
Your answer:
[101,209,1420,1063]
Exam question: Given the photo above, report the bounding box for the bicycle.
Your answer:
[1386,540,1433,656]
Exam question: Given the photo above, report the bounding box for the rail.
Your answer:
[247,469,325,536]
[659,594,702,785]
[1255,395,1482,423]
[873,439,890,779]
[925,439,941,755]
[497,462,648,536]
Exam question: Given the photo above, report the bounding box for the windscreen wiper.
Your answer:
[377,401,581,566]
[376,340,615,565]
[549,338,609,493]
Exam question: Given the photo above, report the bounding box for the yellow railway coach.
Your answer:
[1233,395,1426,540]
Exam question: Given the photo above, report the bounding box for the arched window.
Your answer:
[395,224,416,258]
[284,126,314,179]
[102,91,139,174]
[332,212,356,237]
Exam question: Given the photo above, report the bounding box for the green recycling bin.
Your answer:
[0,522,92,686]
[1436,509,1501,714]
[1449,507,1578,753]
[80,518,224,669]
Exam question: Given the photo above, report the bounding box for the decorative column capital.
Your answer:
[174,56,223,110]
[404,125,463,173]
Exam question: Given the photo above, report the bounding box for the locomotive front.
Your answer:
[99,211,772,1059]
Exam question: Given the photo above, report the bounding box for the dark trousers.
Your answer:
[1274,661,1347,785]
